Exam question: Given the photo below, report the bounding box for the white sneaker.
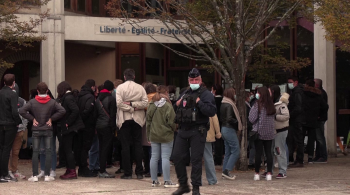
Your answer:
[8,171,15,179]
[28,176,38,182]
[50,170,56,178]
[266,173,272,181]
[254,174,260,181]
[37,170,45,178]
[44,176,55,182]
[152,180,161,187]
[14,171,26,179]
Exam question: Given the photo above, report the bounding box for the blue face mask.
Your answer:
[114,89,117,92]
[190,84,200,91]
[234,95,237,101]
[288,83,294,90]
[255,94,260,100]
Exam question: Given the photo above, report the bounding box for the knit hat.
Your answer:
[104,80,114,91]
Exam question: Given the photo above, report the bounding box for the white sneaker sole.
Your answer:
[222,174,236,180]
[164,184,179,188]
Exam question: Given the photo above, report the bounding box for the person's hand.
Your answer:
[33,119,39,127]
[176,98,182,107]
[46,118,52,127]
[123,102,130,105]
[196,97,200,103]
[66,124,68,128]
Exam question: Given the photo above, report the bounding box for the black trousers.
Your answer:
[287,122,304,164]
[119,120,143,176]
[62,131,76,169]
[77,128,95,169]
[97,127,113,173]
[57,126,66,166]
[214,138,224,165]
[115,135,123,169]
[0,125,17,177]
[305,126,317,158]
[254,139,273,173]
[143,146,151,173]
[173,129,206,187]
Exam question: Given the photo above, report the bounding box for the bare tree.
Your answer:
[107,0,304,170]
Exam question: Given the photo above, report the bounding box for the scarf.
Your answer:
[222,96,243,131]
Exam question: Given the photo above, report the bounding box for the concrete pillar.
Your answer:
[41,0,65,98]
[314,22,337,157]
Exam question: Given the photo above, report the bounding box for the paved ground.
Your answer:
[1,154,350,195]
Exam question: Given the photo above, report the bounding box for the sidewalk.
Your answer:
[1,155,350,195]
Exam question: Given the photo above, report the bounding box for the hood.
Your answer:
[154,98,167,108]
[304,86,321,97]
[78,85,94,98]
[35,95,51,104]
[280,93,289,104]
[99,89,111,101]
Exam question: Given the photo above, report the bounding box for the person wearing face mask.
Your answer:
[0,74,23,182]
[286,76,305,167]
[172,68,216,195]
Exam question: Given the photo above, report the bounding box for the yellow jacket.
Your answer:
[206,114,222,142]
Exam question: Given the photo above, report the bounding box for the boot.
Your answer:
[192,185,200,195]
[172,184,190,195]
[60,169,78,180]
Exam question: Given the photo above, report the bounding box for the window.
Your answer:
[64,0,70,9]
[146,58,161,76]
[92,0,99,15]
[78,0,85,12]
[169,44,190,67]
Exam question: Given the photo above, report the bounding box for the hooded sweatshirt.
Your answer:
[146,98,176,143]
[19,95,66,131]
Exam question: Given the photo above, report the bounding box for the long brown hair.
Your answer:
[152,92,171,103]
[257,86,276,115]
[223,87,236,102]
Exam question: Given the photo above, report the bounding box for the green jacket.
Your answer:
[146,98,176,143]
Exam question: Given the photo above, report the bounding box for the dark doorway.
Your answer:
[1,61,40,100]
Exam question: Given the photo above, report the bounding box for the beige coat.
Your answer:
[116,81,148,129]
[206,114,222,142]
[275,93,290,131]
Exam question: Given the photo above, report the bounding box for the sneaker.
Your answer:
[313,158,327,164]
[115,168,123,174]
[120,175,132,179]
[209,180,219,185]
[44,176,55,182]
[50,170,56,178]
[137,174,143,179]
[276,173,287,179]
[37,170,45,178]
[164,181,179,188]
[222,170,236,180]
[266,173,272,181]
[260,172,267,178]
[98,171,115,178]
[28,176,39,182]
[152,180,161,187]
[2,174,17,182]
[0,176,6,183]
[308,158,313,164]
[13,171,26,179]
[254,174,260,181]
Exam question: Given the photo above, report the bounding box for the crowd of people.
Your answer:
[0,68,342,195]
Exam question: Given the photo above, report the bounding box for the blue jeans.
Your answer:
[39,132,56,172]
[274,131,288,175]
[222,127,240,171]
[89,134,100,170]
[150,141,173,182]
[203,142,217,184]
[315,121,327,160]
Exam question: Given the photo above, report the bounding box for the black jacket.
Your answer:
[60,92,85,135]
[303,86,329,128]
[175,87,216,130]
[288,84,304,123]
[95,90,116,131]
[220,103,238,130]
[0,86,22,126]
[78,85,96,128]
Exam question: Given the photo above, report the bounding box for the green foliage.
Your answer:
[0,0,49,68]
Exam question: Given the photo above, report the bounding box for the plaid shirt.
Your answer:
[248,104,275,140]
